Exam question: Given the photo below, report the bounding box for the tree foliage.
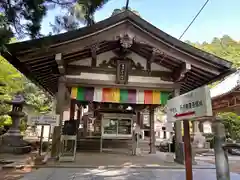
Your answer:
[0,0,110,46]
[187,35,240,68]
[51,0,112,33]
[0,56,53,128]
[188,36,240,140]
[218,112,240,140]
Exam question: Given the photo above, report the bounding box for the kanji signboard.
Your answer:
[166,86,212,122]
[28,114,60,126]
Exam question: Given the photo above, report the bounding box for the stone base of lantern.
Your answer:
[0,132,31,154]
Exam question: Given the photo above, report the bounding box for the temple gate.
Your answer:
[2,10,234,164]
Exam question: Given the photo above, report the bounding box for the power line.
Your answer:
[125,0,130,10]
[159,0,211,63]
[179,0,210,40]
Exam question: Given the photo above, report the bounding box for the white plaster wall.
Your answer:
[127,52,147,70]
[151,62,171,71]
[96,51,115,67]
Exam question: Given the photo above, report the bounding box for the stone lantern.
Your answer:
[0,94,31,154]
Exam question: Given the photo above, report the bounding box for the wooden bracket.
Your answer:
[91,43,99,67]
[55,53,65,74]
[173,62,191,82]
[147,48,164,73]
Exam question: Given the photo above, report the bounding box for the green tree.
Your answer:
[218,112,240,140]
[186,35,240,68]
[51,0,111,33]
[1,0,110,47]
[0,56,53,128]
[187,36,240,139]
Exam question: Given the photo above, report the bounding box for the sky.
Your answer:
[41,0,240,43]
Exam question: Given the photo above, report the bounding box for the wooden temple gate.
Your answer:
[2,10,234,163]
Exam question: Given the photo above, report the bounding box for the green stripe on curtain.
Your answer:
[161,92,169,105]
[120,89,128,103]
[77,87,84,101]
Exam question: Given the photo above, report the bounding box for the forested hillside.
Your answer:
[188,35,240,140]
[186,35,240,68]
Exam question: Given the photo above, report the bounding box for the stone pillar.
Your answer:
[174,88,184,164]
[51,76,66,158]
[212,119,230,180]
[149,105,156,154]
[193,121,200,133]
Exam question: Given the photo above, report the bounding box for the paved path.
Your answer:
[20,167,240,180]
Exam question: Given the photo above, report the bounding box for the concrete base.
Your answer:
[164,153,174,163]
[0,135,31,154]
[174,142,185,164]
[174,142,197,165]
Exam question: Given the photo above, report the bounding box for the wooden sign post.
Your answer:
[28,114,59,155]
[183,120,193,180]
[166,86,213,180]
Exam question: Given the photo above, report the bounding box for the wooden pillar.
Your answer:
[51,76,66,158]
[69,99,76,120]
[174,88,184,164]
[137,111,141,126]
[199,122,204,132]
[149,105,156,154]
[140,112,144,129]
[83,114,88,137]
[76,105,82,133]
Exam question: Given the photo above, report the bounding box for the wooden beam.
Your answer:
[172,62,191,82]
[55,53,65,74]
[66,65,173,80]
[15,24,126,59]
[65,77,177,91]
[131,27,221,75]
[64,41,119,65]
[130,46,177,70]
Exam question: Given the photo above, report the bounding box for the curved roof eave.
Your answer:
[6,10,232,69]
[211,69,240,99]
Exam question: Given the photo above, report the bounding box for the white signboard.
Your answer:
[166,86,212,122]
[28,114,60,126]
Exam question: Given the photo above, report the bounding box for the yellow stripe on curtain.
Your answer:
[111,88,120,103]
[71,87,77,99]
[152,91,160,104]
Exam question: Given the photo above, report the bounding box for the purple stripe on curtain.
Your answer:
[84,87,94,101]
[128,89,136,103]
